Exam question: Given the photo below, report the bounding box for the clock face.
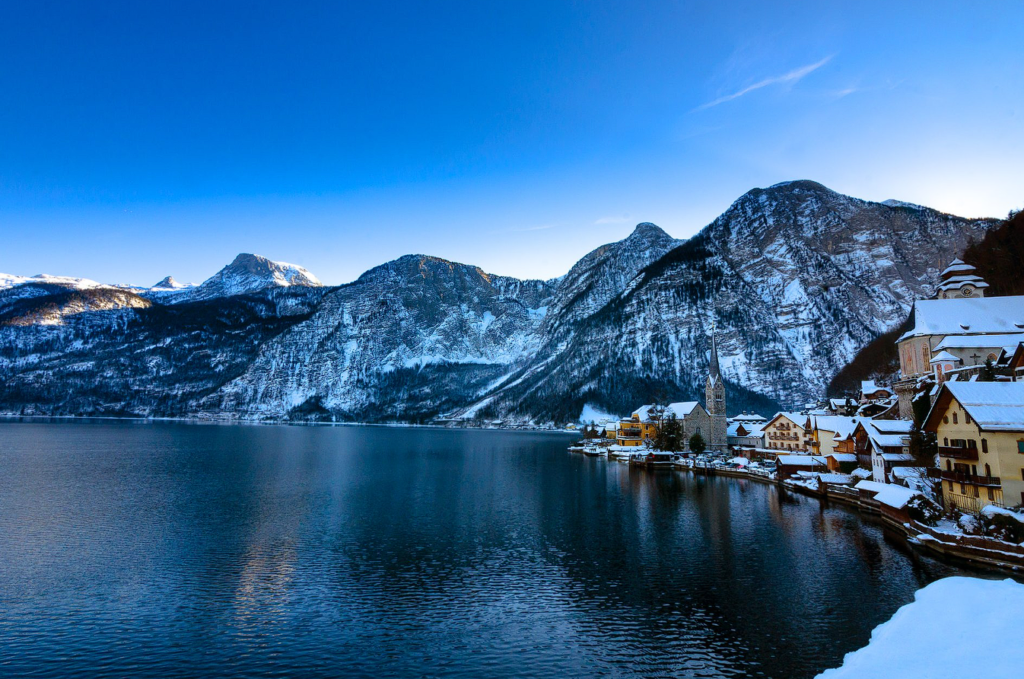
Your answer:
[962,286,973,296]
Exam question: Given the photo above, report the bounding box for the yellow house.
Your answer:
[616,406,659,447]
[762,412,811,453]
[808,415,858,458]
[924,381,1024,514]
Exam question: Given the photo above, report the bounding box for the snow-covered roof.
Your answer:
[873,485,918,509]
[810,415,858,439]
[854,480,890,493]
[878,452,914,462]
[929,350,959,364]
[826,453,858,462]
[732,413,767,423]
[898,296,1024,341]
[776,455,828,467]
[940,382,1024,431]
[861,380,882,393]
[870,419,913,434]
[818,473,854,485]
[667,401,699,418]
[766,412,808,428]
[934,332,1024,352]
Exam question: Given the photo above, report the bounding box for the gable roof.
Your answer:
[934,332,1024,352]
[765,411,808,429]
[810,415,858,439]
[898,296,1024,342]
[924,382,1024,432]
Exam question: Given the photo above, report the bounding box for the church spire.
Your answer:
[709,323,721,382]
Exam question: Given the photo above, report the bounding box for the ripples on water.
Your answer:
[0,421,981,678]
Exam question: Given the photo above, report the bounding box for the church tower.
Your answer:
[705,328,728,453]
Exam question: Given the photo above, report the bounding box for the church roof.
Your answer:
[898,296,1024,341]
[708,329,721,382]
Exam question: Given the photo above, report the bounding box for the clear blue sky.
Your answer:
[2,1,1022,285]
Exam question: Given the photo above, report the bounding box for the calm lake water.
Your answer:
[0,421,988,678]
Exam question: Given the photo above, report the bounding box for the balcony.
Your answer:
[928,468,1001,488]
[938,446,979,461]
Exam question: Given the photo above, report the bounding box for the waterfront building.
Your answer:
[727,421,765,450]
[923,381,1024,513]
[763,412,811,453]
[808,415,858,458]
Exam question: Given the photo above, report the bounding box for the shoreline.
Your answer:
[684,462,1024,574]
[0,413,581,434]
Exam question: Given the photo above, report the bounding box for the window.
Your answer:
[974,486,980,498]
[988,488,994,500]
[953,413,958,424]
[948,480,954,491]
[1021,469,1024,481]
[944,437,949,446]
[960,483,967,494]
[943,416,949,424]
[1018,440,1024,454]
[965,412,971,425]
[982,439,988,454]
[985,463,991,478]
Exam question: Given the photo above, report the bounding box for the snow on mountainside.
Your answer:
[0,273,107,291]
[155,253,322,303]
[0,181,997,422]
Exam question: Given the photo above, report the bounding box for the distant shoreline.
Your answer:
[0,413,581,434]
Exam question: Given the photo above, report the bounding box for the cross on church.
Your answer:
[970,353,981,365]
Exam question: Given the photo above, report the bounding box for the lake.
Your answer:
[0,421,985,678]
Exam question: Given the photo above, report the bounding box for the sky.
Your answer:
[1,0,1022,286]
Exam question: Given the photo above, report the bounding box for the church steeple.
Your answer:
[709,326,721,383]
[705,324,727,452]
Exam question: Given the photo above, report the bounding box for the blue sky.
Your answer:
[2,1,1022,285]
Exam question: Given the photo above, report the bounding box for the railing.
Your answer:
[928,468,1002,488]
[938,446,979,461]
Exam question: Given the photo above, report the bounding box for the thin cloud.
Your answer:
[594,215,630,225]
[694,55,834,111]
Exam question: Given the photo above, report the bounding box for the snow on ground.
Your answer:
[817,577,1024,679]
[578,403,620,424]
[981,505,1024,525]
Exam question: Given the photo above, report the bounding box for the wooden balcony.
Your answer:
[938,446,979,461]
[928,468,1001,488]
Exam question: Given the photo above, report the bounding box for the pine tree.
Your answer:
[689,432,706,455]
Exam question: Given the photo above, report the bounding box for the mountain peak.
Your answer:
[151,276,190,290]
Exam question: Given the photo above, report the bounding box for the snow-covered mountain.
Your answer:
[0,181,995,422]
[150,253,322,303]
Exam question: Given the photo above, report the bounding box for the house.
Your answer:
[862,419,914,482]
[603,422,619,440]
[860,380,892,403]
[808,415,858,458]
[763,412,811,452]
[854,480,920,524]
[923,381,1024,514]
[825,452,859,473]
[727,421,765,450]
[775,455,828,481]
[616,402,712,449]
[827,397,858,416]
[817,473,855,494]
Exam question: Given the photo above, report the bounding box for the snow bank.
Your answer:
[981,505,1024,525]
[817,577,1024,679]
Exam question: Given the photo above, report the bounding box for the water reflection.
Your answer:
[0,421,998,678]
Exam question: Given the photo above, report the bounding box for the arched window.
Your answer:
[943,416,949,425]
[965,412,972,425]
[985,463,991,478]
[922,345,930,372]
[982,439,988,454]
[953,413,958,424]
[946,459,952,471]
[943,437,949,446]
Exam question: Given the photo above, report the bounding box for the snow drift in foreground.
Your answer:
[817,577,1024,679]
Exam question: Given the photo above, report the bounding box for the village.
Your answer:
[571,258,1024,571]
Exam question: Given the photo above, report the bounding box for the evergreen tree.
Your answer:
[689,432,706,455]
[655,414,683,451]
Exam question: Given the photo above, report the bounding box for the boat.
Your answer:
[628,451,680,468]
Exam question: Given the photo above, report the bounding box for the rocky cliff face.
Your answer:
[0,181,995,422]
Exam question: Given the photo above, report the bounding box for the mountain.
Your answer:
[0,181,996,423]
[153,253,322,304]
